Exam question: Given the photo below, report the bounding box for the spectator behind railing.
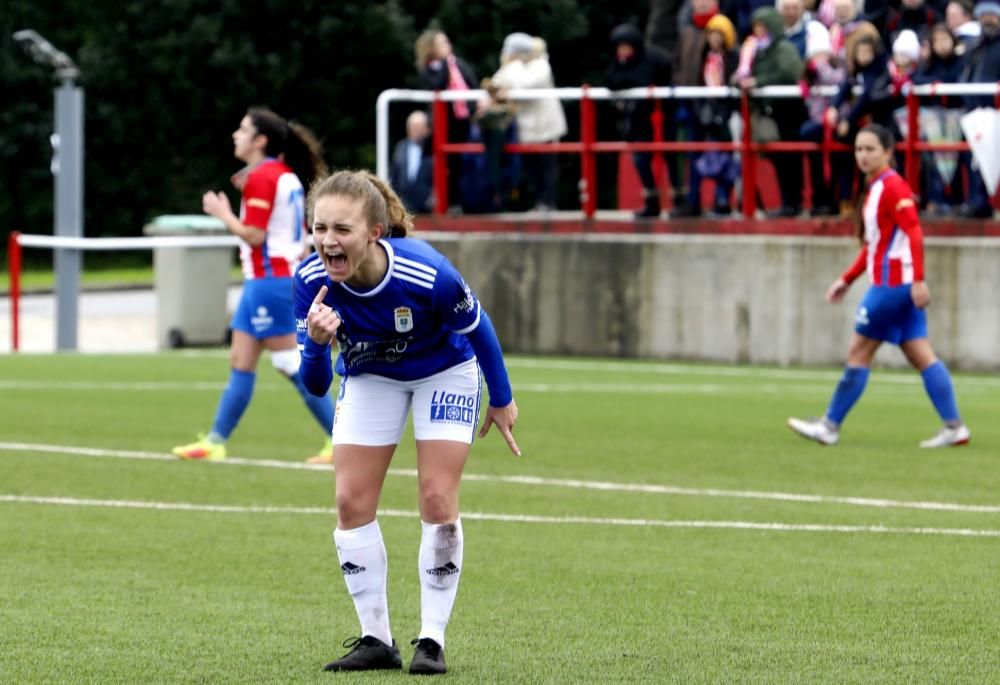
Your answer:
[389,110,434,214]
[696,15,741,216]
[673,0,728,218]
[829,0,877,61]
[912,23,966,215]
[945,0,981,52]
[491,33,568,211]
[781,0,820,58]
[957,0,1000,217]
[471,78,520,213]
[800,21,847,215]
[415,29,477,213]
[734,7,807,216]
[606,22,673,219]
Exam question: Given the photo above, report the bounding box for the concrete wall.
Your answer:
[424,232,1000,371]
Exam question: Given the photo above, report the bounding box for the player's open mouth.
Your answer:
[324,250,347,271]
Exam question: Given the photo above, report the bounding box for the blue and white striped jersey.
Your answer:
[293,238,480,382]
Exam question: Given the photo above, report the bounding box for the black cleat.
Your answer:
[323,635,402,672]
[409,637,447,675]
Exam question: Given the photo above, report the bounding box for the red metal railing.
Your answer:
[420,83,1000,218]
[8,231,21,352]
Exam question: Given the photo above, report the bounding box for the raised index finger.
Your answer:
[311,285,329,307]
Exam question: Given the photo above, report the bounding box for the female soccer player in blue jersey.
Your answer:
[788,124,970,448]
[172,108,335,464]
[294,170,520,674]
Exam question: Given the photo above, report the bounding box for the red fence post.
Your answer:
[740,91,756,218]
[9,231,21,352]
[580,85,597,219]
[904,88,920,188]
[432,95,449,216]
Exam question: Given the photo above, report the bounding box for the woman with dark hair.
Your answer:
[788,124,970,448]
[172,108,335,464]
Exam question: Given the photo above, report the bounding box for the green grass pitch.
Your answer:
[1,353,998,683]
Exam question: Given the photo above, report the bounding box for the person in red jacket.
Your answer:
[788,124,971,448]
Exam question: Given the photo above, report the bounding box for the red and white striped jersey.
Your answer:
[239,158,306,280]
[841,168,925,287]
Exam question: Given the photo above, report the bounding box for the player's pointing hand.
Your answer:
[307,285,340,345]
[479,399,521,457]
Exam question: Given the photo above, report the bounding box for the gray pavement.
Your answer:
[0,286,242,353]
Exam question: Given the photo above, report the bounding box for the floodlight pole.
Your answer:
[52,71,84,351]
[14,29,84,351]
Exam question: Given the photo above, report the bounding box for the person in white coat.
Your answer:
[491,33,568,211]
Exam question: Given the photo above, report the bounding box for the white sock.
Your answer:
[334,520,392,646]
[418,519,464,648]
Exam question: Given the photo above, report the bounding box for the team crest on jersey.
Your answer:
[394,306,414,333]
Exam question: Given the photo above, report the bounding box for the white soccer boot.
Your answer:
[787,417,840,446]
[919,424,971,448]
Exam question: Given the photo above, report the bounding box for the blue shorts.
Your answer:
[854,284,927,344]
[231,278,296,339]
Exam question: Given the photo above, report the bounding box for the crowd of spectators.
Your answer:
[397,0,999,219]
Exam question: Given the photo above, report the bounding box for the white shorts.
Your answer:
[332,358,482,446]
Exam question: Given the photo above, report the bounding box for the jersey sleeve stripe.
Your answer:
[394,263,437,283]
[395,256,437,276]
[392,271,435,289]
[453,303,482,335]
[298,262,326,277]
[303,271,327,284]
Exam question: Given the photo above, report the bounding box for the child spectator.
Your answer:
[889,29,921,93]
[800,22,847,215]
[696,14,740,215]
[827,28,893,206]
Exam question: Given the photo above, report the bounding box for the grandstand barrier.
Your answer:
[6,232,239,352]
[376,83,1000,219]
[8,230,1000,368]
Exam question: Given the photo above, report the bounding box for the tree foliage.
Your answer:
[0,0,645,245]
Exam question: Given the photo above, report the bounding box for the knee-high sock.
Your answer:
[209,369,255,440]
[825,366,870,426]
[921,360,960,424]
[288,372,334,435]
[334,521,392,646]
[418,519,464,648]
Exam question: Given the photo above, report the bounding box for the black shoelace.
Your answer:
[411,637,441,658]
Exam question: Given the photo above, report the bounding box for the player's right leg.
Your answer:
[322,375,409,672]
[788,333,880,446]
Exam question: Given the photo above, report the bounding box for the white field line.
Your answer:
[505,358,1000,387]
[0,379,838,394]
[67,351,1000,387]
[0,379,992,396]
[2,441,999,515]
[1,494,998,538]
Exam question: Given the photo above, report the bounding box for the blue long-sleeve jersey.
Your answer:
[293,238,513,407]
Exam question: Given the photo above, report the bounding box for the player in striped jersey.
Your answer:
[294,170,520,675]
[172,108,336,464]
[788,124,970,448]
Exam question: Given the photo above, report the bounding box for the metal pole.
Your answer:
[432,95,449,215]
[53,77,84,351]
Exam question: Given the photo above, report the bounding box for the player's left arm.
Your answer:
[891,182,929,306]
[435,263,521,456]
